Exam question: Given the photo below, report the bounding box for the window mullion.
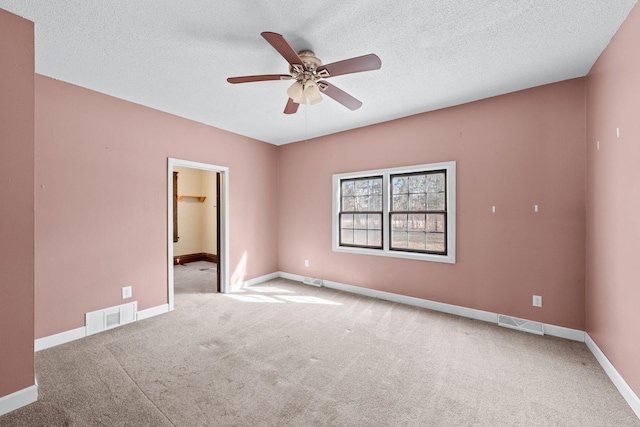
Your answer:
[382,172,390,252]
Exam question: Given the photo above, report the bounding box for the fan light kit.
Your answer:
[286,50,324,105]
[227,32,382,114]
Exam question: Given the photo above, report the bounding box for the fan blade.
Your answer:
[318,81,362,111]
[316,54,381,78]
[284,98,299,114]
[227,74,291,84]
[261,32,305,69]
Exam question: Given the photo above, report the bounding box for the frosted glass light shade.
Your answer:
[304,80,322,104]
[303,80,320,99]
[286,81,304,103]
[308,93,323,105]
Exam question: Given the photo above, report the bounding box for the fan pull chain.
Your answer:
[305,103,308,143]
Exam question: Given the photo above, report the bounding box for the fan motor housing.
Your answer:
[293,50,322,72]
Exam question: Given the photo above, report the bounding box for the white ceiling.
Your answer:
[1,1,637,145]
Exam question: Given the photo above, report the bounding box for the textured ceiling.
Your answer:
[1,1,637,145]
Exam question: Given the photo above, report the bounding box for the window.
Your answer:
[390,171,446,254]
[339,176,383,249]
[332,162,455,263]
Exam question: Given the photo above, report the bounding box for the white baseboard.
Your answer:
[34,326,86,352]
[278,271,304,282]
[228,272,280,292]
[136,303,170,321]
[0,383,38,417]
[543,323,585,342]
[322,278,499,324]
[585,334,640,419]
[35,303,172,352]
[278,272,587,338]
[281,271,499,323]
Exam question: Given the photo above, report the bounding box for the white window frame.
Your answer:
[332,161,456,264]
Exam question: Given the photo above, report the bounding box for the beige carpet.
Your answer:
[173,261,217,294]
[1,263,638,426]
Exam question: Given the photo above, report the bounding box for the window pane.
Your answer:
[436,192,445,210]
[435,173,445,192]
[409,175,426,193]
[341,177,383,213]
[393,195,408,211]
[341,228,354,245]
[426,193,439,210]
[409,193,426,210]
[392,214,408,231]
[342,196,355,211]
[408,231,426,250]
[355,179,370,195]
[426,173,438,192]
[427,214,445,232]
[354,214,368,229]
[340,213,382,248]
[342,181,355,196]
[341,214,354,229]
[392,231,408,248]
[408,214,426,231]
[368,214,382,230]
[370,179,382,195]
[392,176,408,195]
[391,213,445,252]
[426,233,445,252]
[369,195,382,211]
[392,171,445,213]
[353,229,368,246]
[426,172,446,192]
[355,195,369,211]
[368,230,382,247]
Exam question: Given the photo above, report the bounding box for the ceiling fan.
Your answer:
[227,32,382,114]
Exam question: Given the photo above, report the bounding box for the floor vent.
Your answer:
[86,301,137,336]
[303,277,323,287]
[498,314,544,335]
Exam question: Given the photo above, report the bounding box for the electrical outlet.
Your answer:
[304,259,309,267]
[532,295,542,307]
[122,286,132,299]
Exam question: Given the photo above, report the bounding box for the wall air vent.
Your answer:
[498,314,544,335]
[302,277,323,287]
[86,301,137,336]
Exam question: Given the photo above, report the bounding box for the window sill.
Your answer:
[333,245,455,264]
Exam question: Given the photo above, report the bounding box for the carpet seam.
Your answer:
[105,346,178,427]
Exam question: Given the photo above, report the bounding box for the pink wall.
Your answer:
[586,3,640,397]
[34,75,279,338]
[0,10,35,398]
[278,79,587,330]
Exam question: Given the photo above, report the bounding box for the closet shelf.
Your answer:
[177,195,206,202]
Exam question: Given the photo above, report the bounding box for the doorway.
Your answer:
[167,158,229,311]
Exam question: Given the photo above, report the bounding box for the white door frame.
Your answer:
[167,158,229,310]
